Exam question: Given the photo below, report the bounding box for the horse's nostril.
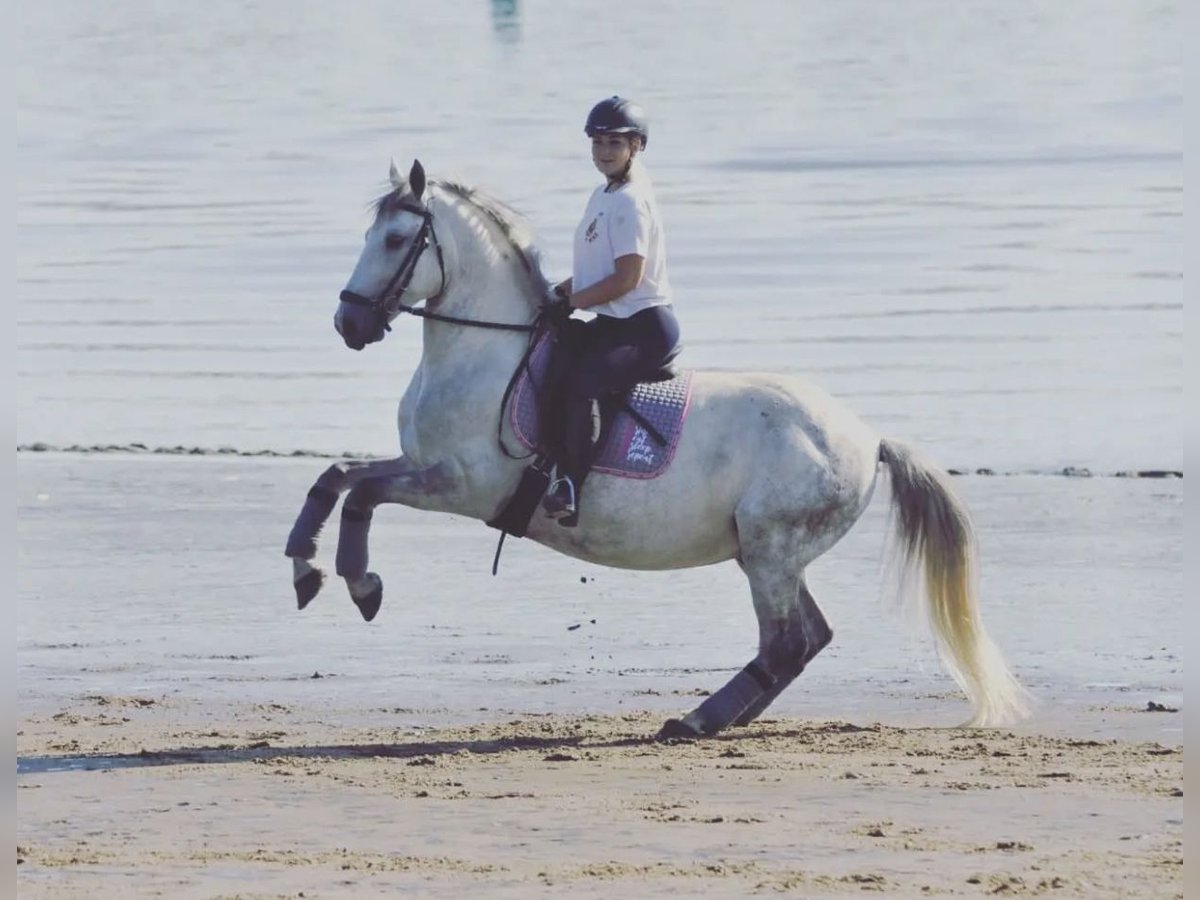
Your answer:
[341,318,358,343]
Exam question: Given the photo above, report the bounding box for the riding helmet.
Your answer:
[584,96,649,148]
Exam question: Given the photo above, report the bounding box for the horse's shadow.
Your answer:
[17,733,662,776]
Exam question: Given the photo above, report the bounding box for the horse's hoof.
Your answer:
[351,573,383,622]
[656,717,705,742]
[294,567,325,610]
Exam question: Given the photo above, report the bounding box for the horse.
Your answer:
[285,159,1030,738]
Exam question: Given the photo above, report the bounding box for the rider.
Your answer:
[542,96,682,525]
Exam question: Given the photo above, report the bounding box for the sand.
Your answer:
[17,696,1183,899]
[16,455,1184,898]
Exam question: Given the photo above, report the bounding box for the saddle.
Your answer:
[486,316,693,548]
[536,320,682,460]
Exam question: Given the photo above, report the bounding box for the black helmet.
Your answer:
[584,96,649,148]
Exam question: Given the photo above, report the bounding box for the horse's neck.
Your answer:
[416,290,535,403]
[416,197,539,386]
[417,312,530,387]
[407,285,532,464]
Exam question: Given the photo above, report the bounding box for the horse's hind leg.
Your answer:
[659,533,832,739]
[733,578,830,726]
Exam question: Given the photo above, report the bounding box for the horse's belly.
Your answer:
[527,517,739,570]
[521,370,879,571]
[524,465,742,570]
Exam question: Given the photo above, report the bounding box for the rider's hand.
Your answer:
[543,292,573,325]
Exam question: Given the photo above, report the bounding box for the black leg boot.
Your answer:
[543,397,599,527]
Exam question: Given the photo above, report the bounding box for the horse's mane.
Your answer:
[372,180,551,297]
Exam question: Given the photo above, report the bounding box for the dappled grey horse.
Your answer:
[285,160,1030,738]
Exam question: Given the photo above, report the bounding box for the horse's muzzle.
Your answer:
[334,300,385,351]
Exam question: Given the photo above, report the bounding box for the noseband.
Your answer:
[339,200,533,334]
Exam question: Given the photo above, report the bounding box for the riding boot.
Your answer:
[544,397,599,526]
[565,396,601,486]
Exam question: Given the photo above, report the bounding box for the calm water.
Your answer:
[16,0,1182,472]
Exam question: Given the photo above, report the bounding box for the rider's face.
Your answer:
[591,133,638,178]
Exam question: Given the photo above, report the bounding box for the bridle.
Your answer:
[338,190,565,478]
[338,199,535,335]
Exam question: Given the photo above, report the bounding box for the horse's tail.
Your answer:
[878,438,1031,726]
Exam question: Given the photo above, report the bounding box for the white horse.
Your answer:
[285,160,1030,737]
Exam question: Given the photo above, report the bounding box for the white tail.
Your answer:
[878,438,1031,726]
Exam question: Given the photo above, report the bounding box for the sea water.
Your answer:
[16,0,1181,471]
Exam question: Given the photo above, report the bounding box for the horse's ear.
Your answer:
[409,159,426,202]
[389,158,405,191]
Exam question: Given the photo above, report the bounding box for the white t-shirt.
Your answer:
[572,160,672,319]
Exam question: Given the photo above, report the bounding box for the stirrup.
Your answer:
[542,476,577,520]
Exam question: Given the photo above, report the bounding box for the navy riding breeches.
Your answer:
[565,305,681,402]
[552,305,681,517]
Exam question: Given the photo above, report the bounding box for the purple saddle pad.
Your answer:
[510,334,693,479]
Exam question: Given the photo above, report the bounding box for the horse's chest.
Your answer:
[400,372,492,455]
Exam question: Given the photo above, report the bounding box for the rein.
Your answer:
[496,318,553,460]
[385,301,537,333]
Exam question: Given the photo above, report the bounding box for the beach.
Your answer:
[15,706,1184,899]
[16,1,1181,895]
[16,454,1183,898]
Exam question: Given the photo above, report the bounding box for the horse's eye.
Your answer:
[385,233,406,251]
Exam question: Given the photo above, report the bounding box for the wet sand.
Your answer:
[16,699,1183,899]
[16,455,1184,898]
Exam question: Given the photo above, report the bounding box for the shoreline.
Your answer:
[15,442,1184,479]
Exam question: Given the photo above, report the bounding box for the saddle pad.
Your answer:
[510,334,693,479]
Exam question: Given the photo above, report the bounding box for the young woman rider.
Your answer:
[543,96,682,524]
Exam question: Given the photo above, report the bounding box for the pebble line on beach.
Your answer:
[15,442,1183,479]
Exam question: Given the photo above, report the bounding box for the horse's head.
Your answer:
[335,159,447,351]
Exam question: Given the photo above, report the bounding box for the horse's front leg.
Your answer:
[334,459,458,621]
[284,457,415,610]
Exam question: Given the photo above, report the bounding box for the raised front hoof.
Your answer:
[351,573,383,622]
[294,567,326,610]
[656,717,707,742]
